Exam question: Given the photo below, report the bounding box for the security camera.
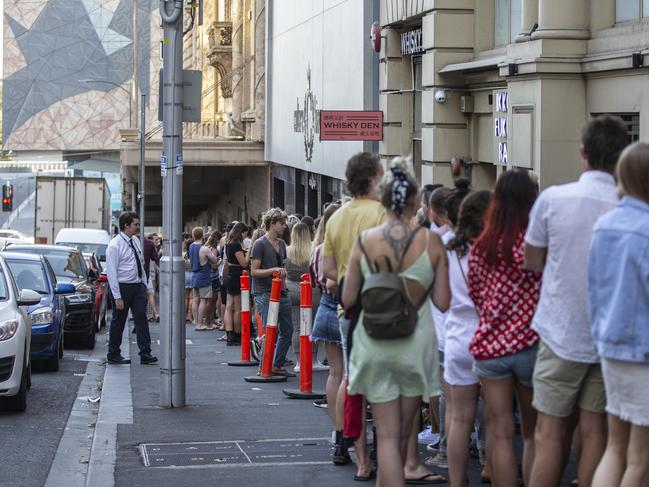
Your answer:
[434,89,447,103]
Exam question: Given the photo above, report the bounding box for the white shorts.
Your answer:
[444,319,479,386]
[602,357,649,427]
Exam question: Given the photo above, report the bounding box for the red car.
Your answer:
[84,253,108,330]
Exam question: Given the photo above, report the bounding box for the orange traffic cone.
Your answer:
[244,272,287,383]
[228,271,258,367]
[283,274,325,399]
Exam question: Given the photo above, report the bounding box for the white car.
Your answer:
[0,255,41,412]
[55,228,111,267]
[0,229,34,249]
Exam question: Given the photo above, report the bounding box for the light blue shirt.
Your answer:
[588,196,649,363]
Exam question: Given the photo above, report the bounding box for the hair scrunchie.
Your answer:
[390,166,409,215]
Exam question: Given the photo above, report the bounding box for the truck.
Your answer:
[34,176,111,244]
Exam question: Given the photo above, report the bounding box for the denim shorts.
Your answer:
[311,293,342,345]
[473,345,538,387]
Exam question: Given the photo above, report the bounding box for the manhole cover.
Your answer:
[140,438,331,467]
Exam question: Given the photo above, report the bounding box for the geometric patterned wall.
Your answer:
[3,0,160,151]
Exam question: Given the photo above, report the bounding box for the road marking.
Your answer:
[156,339,193,345]
[234,442,253,464]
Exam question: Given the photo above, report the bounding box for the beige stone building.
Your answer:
[120,0,268,228]
[380,0,647,190]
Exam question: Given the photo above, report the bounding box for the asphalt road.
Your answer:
[0,346,90,487]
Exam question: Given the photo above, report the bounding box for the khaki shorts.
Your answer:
[532,340,606,417]
[192,286,213,299]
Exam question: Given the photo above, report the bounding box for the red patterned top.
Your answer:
[468,232,542,360]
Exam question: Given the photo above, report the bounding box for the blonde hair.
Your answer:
[287,222,312,266]
[617,142,649,204]
[312,202,341,249]
[192,226,203,241]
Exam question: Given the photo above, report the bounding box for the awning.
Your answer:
[439,55,505,74]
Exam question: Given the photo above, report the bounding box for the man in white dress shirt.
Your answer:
[105,211,157,365]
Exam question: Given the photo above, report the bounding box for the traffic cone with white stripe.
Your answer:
[244,272,287,383]
[228,271,258,367]
[283,274,325,399]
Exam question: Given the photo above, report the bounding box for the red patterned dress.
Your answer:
[468,232,542,361]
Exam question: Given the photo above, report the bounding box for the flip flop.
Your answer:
[353,470,376,481]
[405,473,447,485]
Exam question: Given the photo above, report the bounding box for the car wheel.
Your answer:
[1,361,28,412]
[45,340,61,372]
[84,331,96,350]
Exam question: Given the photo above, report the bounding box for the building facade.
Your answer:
[266,0,380,217]
[120,0,268,229]
[380,0,648,190]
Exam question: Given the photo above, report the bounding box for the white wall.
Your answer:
[266,0,378,180]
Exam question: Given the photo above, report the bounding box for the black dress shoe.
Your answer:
[140,354,158,365]
[107,356,131,364]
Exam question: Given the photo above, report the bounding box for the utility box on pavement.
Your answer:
[34,176,111,244]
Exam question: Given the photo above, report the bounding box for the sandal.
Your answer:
[405,473,446,484]
[271,367,296,378]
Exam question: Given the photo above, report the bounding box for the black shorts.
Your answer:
[226,274,242,295]
[220,278,228,303]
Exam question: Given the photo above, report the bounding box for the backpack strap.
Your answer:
[409,230,435,309]
[356,234,376,273]
[396,227,423,272]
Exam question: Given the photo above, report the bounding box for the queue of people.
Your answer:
[125,114,648,487]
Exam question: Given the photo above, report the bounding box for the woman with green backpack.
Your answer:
[342,157,451,487]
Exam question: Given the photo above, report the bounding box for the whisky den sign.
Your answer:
[320,111,383,141]
[401,27,423,56]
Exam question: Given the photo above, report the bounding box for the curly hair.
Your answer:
[344,152,382,197]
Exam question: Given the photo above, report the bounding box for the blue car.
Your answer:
[1,252,75,372]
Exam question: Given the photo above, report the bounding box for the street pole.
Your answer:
[159,0,185,408]
[138,93,146,248]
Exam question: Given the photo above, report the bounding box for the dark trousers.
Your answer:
[108,282,151,358]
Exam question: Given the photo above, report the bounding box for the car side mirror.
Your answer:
[18,289,42,306]
[55,283,76,294]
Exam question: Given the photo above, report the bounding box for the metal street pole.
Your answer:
[138,93,146,247]
[159,0,185,408]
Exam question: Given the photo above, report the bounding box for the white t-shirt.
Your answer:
[525,171,618,363]
[431,229,455,351]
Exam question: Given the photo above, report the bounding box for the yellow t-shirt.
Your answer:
[323,198,386,282]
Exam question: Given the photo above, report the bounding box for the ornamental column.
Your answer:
[531,0,589,40]
[515,0,538,42]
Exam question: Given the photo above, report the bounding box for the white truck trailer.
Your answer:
[34,176,111,244]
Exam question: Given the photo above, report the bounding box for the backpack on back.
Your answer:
[357,228,432,340]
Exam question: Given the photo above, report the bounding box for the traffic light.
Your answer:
[2,183,13,212]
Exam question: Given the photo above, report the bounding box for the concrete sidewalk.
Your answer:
[114,325,373,487]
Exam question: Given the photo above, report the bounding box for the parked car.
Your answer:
[0,229,34,249]
[0,255,41,412]
[55,228,111,266]
[2,253,75,371]
[5,245,98,349]
[83,252,109,329]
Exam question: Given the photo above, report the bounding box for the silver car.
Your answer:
[0,255,42,412]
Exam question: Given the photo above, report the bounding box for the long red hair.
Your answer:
[473,170,538,266]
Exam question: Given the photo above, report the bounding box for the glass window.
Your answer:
[617,0,640,21]
[5,260,50,294]
[0,272,9,300]
[40,251,87,280]
[510,0,522,42]
[56,242,107,260]
[495,0,509,46]
[645,0,649,16]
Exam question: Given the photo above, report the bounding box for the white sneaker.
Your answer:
[293,364,300,373]
[424,452,448,469]
[312,362,330,371]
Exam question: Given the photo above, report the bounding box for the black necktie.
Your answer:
[128,238,143,279]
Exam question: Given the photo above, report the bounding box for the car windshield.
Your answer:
[39,250,87,280]
[0,272,8,300]
[5,259,49,294]
[57,242,107,259]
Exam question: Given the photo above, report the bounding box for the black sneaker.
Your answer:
[140,354,158,365]
[107,356,131,364]
[332,444,352,465]
[313,397,328,409]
